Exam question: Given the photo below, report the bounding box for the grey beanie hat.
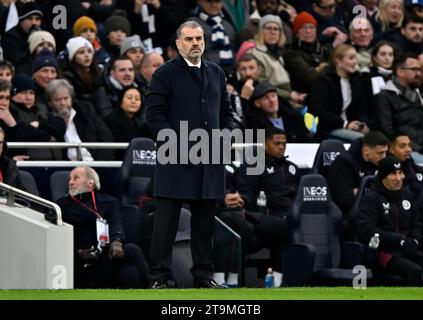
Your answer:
[258,14,283,30]
[120,35,145,55]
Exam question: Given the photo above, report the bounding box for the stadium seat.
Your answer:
[115,138,156,204]
[50,170,70,202]
[120,204,142,244]
[283,174,372,286]
[171,208,193,288]
[18,170,39,196]
[311,139,346,178]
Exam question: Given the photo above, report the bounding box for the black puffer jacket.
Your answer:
[375,79,423,153]
[356,179,421,252]
[328,138,379,215]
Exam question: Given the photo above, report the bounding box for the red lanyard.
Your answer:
[71,191,102,219]
[0,170,3,182]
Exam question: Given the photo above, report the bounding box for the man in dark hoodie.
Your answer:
[328,130,389,217]
[355,156,423,286]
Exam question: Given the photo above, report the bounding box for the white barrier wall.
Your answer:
[0,200,73,289]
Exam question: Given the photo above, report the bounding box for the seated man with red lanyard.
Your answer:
[56,166,149,288]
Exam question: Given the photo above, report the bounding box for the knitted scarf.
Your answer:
[198,10,234,66]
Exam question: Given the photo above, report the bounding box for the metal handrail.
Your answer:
[0,182,63,226]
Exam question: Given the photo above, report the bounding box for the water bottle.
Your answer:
[264,267,274,288]
[257,191,267,214]
[368,233,380,249]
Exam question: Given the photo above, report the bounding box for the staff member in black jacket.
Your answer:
[146,20,233,289]
[356,156,423,286]
[328,130,389,217]
[57,166,149,288]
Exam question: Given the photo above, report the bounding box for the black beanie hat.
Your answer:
[104,15,131,36]
[12,74,36,96]
[377,156,402,180]
[16,0,43,21]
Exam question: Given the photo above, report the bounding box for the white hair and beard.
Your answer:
[69,183,90,196]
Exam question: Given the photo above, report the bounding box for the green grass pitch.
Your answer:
[0,287,422,300]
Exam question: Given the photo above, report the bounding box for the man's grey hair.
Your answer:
[176,20,204,39]
[81,166,101,190]
[45,79,74,102]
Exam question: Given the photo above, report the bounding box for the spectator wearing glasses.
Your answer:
[374,53,423,163]
[309,0,348,47]
[284,11,331,94]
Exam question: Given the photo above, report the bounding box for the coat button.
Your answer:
[202,98,205,103]
[204,121,208,125]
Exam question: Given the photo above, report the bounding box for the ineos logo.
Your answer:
[133,150,157,160]
[304,186,327,196]
[323,152,340,166]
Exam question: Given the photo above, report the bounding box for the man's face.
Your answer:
[32,66,57,89]
[49,87,72,118]
[390,135,412,161]
[254,91,279,116]
[313,0,337,18]
[69,167,92,196]
[265,134,287,158]
[350,19,373,48]
[397,57,422,88]
[140,53,165,82]
[401,22,423,43]
[0,67,13,82]
[0,89,10,110]
[364,144,388,166]
[176,26,205,64]
[20,15,41,33]
[237,59,261,81]
[297,23,317,43]
[111,59,135,86]
[257,0,279,16]
[382,170,404,191]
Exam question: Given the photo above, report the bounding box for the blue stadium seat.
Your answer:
[115,138,156,204]
[283,174,372,286]
[18,170,39,196]
[49,170,70,202]
[311,139,346,178]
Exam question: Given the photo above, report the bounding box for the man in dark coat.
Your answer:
[0,127,24,190]
[328,130,389,217]
[145,20,233,289]
[374,53,423,161]
[355,156,423,286]
[2,1,43,75]
[57,166,149,288]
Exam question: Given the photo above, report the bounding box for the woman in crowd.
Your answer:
[308,44,371,141]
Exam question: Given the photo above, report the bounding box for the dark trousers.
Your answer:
[386,253,423,286]
[75,243,149,288]
[149,197,216,281]
[213,210,288,273]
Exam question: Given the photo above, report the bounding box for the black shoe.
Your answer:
[193,278,228,289]
[151,279,169,289]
